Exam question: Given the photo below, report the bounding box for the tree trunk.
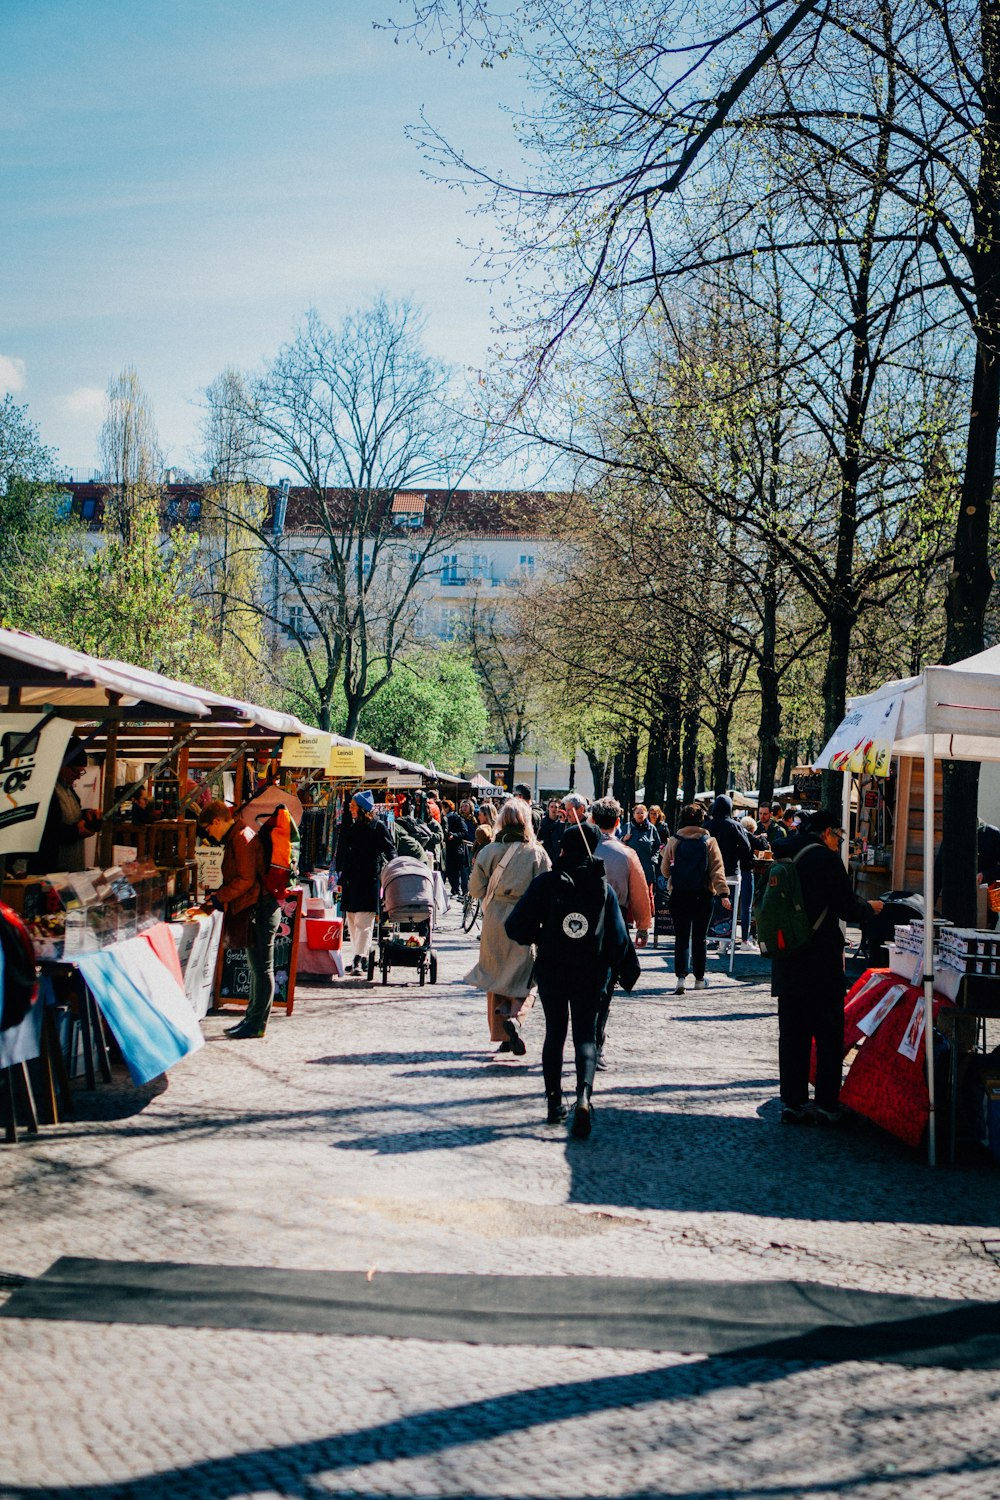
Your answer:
[568,748,576,792]
[644,720,666,810]
[616,733,639,811]
[584,746,610,798]
[941,348,1000,920]
[611,749,624,805]
[681,706,699,806]
[505,746,517,793]
[819,605,854,809]
[941,15,1000,923]
[662,693,682,820]
[710,704,732,796]
[756,573,782,804]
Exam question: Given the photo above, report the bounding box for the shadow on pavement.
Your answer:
[671,1011,774,1023]
[307,1050,483,1066]
[335,1102,999,1226]
[1,1350,998,1500]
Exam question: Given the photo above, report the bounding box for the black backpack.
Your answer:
[541,857,607,967]
[670,835,709,893]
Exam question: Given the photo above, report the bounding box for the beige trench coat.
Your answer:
[463,837,551,997]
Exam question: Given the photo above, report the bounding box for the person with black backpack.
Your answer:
[505,820,639,1138]
[661,804,731,995]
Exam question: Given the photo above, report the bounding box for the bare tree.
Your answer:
[398,0,1000,919]
[213,298,490,733]
[465,594,536,792]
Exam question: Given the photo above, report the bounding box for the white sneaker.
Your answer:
[694,977,708,991]
[674,980,686,995]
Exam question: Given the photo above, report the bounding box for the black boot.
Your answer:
[546,1091,567,1123]
[571,1087,593,1139]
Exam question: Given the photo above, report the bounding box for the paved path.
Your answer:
[3,909,1000,1498]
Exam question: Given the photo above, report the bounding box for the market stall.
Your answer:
[816,643,1000,1164]
[0,627,324,1121]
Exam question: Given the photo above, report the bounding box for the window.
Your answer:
[286,605,306,637]
[470,553,491,581]
[518,553,535,572]
[439,606,465,639]
[441,554,461,584]
[188,499,202,521]
[80,497,97,520]
[362,552,372,577]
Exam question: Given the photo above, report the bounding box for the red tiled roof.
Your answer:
[62,483,571,538]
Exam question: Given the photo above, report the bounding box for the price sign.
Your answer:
[281,732,333,768]
[326,744,367,778]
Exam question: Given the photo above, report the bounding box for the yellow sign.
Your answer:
[326,743,367,778]
[281,732,333,768]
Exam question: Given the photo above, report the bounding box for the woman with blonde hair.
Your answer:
[473,800,497,852]
[465,798,551,1054]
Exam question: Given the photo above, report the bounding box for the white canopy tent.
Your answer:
[815,643,1000,1164]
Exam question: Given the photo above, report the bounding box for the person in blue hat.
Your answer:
[337,789,394,976]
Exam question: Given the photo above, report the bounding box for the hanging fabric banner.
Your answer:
[0,714,76,855]
[814,692,904,777]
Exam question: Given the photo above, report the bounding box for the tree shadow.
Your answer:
[671,1011,774,1023]
[1,1346,997,1500]
[334,1101,999,1225]
[307,1050,483,1066]
[563,1104,999,1226]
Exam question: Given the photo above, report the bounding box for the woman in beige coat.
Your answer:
[661,803,731,996]
[464,798,551,1054]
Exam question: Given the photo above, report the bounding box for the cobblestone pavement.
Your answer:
[3,909,1000,1498]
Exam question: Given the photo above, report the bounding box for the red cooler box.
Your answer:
[305,915,342,951]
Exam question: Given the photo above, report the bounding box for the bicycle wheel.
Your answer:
[461,896,481,932]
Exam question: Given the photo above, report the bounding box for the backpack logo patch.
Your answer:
[562,912,589,939]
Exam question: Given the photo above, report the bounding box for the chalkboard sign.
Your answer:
[214,890,303,1016]
[652,873,674,946]
[793,772,823,804]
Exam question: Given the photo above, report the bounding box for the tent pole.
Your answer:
[923,735,937,1167]
[841,772,852,871]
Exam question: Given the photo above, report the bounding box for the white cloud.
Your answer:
[63,385,106,419]
[0,354,27,393]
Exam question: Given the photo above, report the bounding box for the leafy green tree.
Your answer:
[67,499,222,684]
[357,648,488,770]
[0,395,90,634]
[277,642,487,769]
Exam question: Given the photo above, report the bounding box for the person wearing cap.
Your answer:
[771,808,884,1125]
[31,737,101,874]
[338,789,394,976]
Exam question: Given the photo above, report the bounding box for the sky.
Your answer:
[2,0,528,475]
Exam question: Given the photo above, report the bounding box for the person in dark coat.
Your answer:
[538,799,565,862]
[505,821,640,1138]
[338,789,395,975]
[706,794,755,941]
[442,800,472,897]
[622,804,660,883]
[770,808,883,1124]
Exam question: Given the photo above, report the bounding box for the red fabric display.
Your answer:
[138,921,185,989]
[831,967,954,1148]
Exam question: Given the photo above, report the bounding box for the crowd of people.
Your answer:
[198,775,880,1138]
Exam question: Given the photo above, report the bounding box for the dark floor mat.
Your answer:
[4,1257,1000,1367]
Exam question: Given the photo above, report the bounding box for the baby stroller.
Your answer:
[372,856,438,985]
